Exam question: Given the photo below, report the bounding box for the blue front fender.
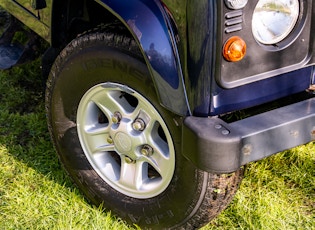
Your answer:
[97,0,190,115]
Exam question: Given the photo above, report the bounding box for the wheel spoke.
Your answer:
[93,143,116,153]
[92,93,123,118]
[145,145,169,177]
[119,157,146,190]
[142,119,158,140]
[129,105,141,121]
[84,123,109,135]
[80,123,114,153]
[94,152,121,181]
[137,99,156,117]
[92,88,136,118]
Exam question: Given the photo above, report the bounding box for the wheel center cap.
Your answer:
[114,132,132,153]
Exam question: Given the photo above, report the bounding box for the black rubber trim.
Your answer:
[182,97,315,173]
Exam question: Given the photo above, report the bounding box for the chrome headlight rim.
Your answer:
[224,0,248,10]
[252,0,301,46]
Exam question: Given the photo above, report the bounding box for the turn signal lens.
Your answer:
[223,36,246,62]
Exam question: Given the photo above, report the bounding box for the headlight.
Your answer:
[252,0,300,45]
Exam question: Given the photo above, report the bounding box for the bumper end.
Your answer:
[182,98,315,173]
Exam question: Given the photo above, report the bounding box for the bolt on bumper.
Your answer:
[182,97,315,174]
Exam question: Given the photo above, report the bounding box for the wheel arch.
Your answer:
[50,0,190,116]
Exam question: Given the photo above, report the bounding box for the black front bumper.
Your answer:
[182,97,315,174]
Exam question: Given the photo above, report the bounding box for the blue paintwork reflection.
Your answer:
[210,67,312,115]
[99,0,189,115]
[100,0,177,87]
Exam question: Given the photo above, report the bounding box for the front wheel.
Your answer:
[45,31,243,229]
[76,81,176,199]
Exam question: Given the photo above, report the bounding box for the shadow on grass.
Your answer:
[0,57,138,230]
[0,59,77,189]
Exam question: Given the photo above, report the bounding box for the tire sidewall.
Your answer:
[47,36,206,228]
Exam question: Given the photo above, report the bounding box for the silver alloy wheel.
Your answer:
[77,82,175,199]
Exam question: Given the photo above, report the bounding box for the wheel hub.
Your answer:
[114,132,132,153]
[109,116,139,160]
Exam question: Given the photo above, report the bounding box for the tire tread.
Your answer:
[45,28,244,230]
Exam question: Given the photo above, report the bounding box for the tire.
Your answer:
[45,31,243,229]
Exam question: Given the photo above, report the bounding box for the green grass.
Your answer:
[205,145,315,229]
[0,60,132,229]
[0,60,314,229]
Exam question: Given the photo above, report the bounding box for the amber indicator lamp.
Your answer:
[223,36,246,62]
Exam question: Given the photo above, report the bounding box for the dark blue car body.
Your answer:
[3,0,314,118]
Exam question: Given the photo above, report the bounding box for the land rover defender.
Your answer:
[0,0,314,229]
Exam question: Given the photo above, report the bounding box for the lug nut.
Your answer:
[132,118,146,131]
[112,111,122,124]
[141,145,154,157]
[125,156,135,164]
[107,136,113,144]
